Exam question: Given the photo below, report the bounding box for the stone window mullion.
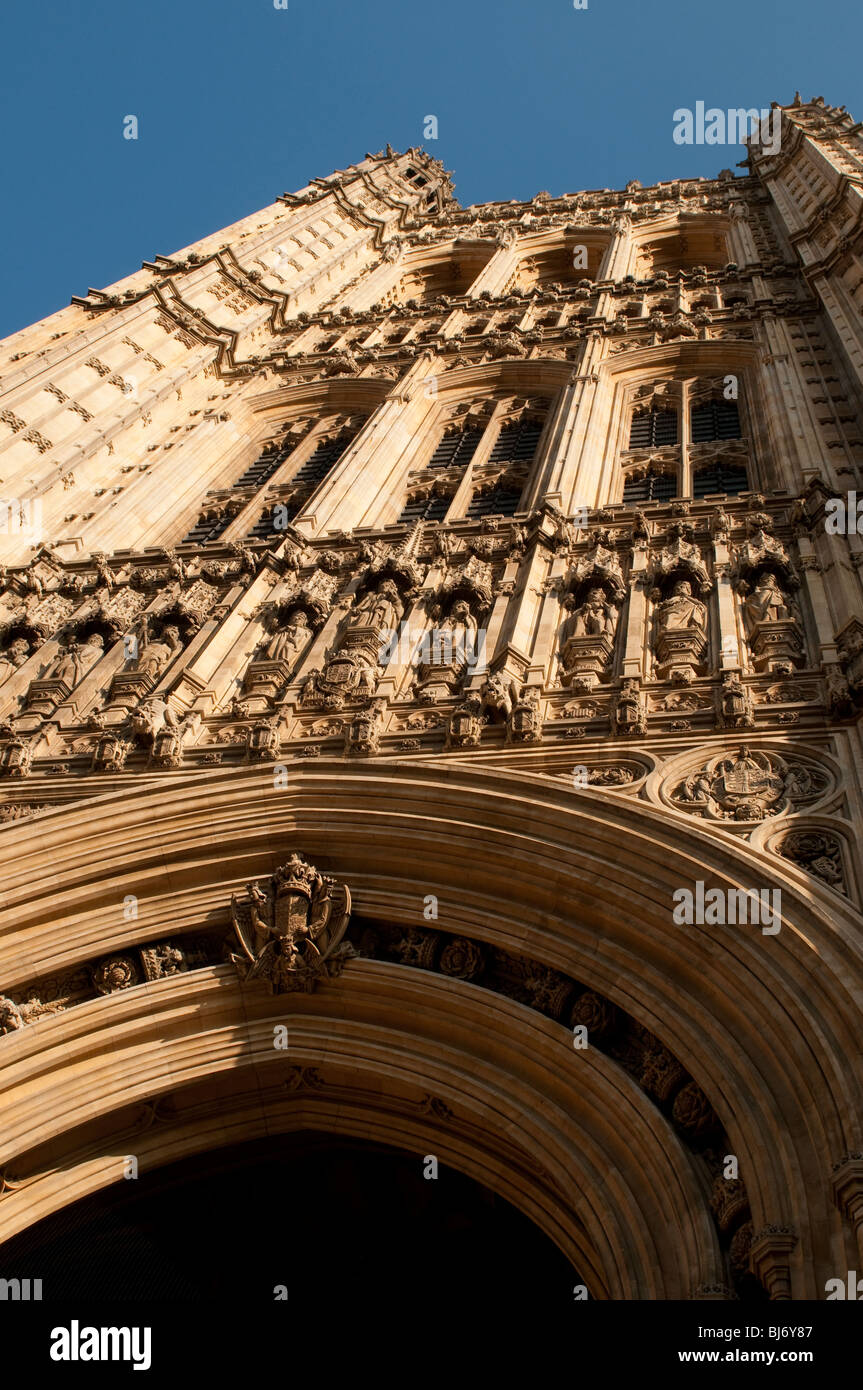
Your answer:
[680,380,693,498]
[445,400,510,520]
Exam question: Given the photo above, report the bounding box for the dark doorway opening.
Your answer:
[0,1132,578,1308]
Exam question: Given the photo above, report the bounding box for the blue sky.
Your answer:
[1,0,860,337]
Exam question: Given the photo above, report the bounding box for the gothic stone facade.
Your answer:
[1,96,863,1300]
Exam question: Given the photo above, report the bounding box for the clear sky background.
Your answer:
[1,0,860,338]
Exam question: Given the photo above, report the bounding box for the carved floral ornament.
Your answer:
[752,820,854,901]
[555,756,652,790]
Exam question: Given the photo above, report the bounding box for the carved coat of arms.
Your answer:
[230,853,354,993]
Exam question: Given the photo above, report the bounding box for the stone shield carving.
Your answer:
[230,852,355,993]
[658,744,833,823]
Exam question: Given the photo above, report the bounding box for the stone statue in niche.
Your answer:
[264,609,313,664]
[129,623,182,682]
[43,633,105,688]
[0,637,31,685]
[413,597,482,703]
[303,578,404,712]
[560,587,617,641]
[438,599,477,652]
[651,578,709,683]
[740,570,804,673]
[655,580,708,637]
[348,579,402,632]
[558,586,620,691]
[743,571,794,630]
[243,600,321,715]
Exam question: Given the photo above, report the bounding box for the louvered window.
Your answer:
[181,511,234,545]
[622,471,677,504]
[628,409,678,448]
[291,430,354,488]
[690,399,741,442]
[234,445,292,489]
[466,485,522,519]
[693,462,749,497]
[427,428,482,471]
[488,419,543,465]
[396,494,450,525]
[247,500,298,540]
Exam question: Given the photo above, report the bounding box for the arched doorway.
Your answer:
[2,758,861,1299]
[0,1132,577,1307]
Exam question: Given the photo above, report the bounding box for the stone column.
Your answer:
[294,352,440,534]
[726,202,760,267]
[523,335,608,514]
[810,272,863,390]
[598,218,633,280]
[759,316,830,487]
[832,1154,863,1271]
[621,541,650,680]
[493,542,547,677]
[679,377,694,499]
[749,1226,798,1301]
[712,539,742,671]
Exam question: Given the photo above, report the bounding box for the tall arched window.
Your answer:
[244,427,360,540]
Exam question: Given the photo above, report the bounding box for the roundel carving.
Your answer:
[653,743,835,824]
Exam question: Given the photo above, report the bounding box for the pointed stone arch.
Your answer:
[1,759,861,1298]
